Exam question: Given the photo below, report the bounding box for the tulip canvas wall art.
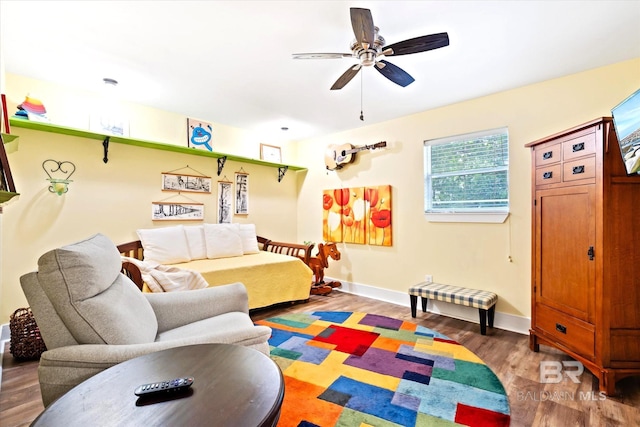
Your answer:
[322,185,392,246]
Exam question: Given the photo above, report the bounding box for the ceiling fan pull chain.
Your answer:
[360,71,364,121]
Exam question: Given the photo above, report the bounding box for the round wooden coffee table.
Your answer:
[31,344,284,426]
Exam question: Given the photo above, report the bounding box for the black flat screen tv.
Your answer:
[611,88,640,175]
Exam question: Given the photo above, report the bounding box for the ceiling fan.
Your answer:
[293,7,449,90]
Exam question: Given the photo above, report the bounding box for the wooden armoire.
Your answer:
[526,117,640,395]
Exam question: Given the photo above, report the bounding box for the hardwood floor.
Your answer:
[1,291,639,426]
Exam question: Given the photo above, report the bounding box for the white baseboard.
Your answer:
[1,323,9,341]
[328,277,530,335]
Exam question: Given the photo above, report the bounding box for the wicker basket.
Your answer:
[9,307,47,360]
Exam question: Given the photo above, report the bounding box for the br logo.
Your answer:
[539,361,584,384]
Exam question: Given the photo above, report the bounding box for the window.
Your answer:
[424,127,509,223]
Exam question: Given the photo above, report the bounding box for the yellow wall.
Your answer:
[294,58,640,319]
[0,74,303,322]
[1,59,638,324]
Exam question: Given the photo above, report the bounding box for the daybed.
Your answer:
[118,224,314,310]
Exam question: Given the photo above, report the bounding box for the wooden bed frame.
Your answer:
[117,236,314,291]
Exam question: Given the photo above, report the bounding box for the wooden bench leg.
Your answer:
[479,309,488,335]
[488,305,496,328]
[410,295,429,317]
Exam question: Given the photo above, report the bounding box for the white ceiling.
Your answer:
[1,1,639,142]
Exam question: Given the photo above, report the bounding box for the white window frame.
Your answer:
[424,127,510,224]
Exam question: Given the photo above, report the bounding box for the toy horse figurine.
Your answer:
[308,242,342,295]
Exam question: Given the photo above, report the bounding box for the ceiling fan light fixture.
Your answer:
[294,7,449,90]
[360,51,376,67]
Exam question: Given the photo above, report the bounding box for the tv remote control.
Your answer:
[134,377,194,397]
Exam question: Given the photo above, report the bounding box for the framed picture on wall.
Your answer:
[234,172,249,215]
[260,143,282,163]
[217,180,233,223]
[161,173,212,193]
[152,202,204,221]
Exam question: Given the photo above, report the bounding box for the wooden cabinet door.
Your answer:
[534,185,595,323]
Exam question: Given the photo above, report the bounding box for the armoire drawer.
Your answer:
[535,142,561,167]
[563,156,596,183]
[562,132,596,161]
[535,164,562,186]
[535,303,595,358]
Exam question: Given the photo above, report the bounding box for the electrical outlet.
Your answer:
[424,275,433,284]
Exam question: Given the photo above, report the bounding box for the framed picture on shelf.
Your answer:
[1,94,10,134]
[234,172,249,215]
[151,202,204,221]
[260,143,281,163]
[89,114,129,137]
[0,133,16,193]
[217,181,233,223]
[187,118,213,151]
[161,173,211,193]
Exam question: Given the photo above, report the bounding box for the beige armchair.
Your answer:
[20,233,271,407]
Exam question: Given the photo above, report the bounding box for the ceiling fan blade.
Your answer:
[293,53,353,60]
[330,64,362,90]
[383,33,449,56]
[374,60,415,87]
[350,8,375,50]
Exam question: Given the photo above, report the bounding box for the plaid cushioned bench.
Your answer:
[409,282,498,335]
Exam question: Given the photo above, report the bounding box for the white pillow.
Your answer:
[184,225,207,260]
[238,224,260,254]
[136,225,191,264]
[203,224,243,259]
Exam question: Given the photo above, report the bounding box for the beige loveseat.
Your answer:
[20,233,272,406]
[119,224,314,310]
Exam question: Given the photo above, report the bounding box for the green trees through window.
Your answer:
[424,128,509,213]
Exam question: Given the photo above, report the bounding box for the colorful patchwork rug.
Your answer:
[256,311,510,427]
